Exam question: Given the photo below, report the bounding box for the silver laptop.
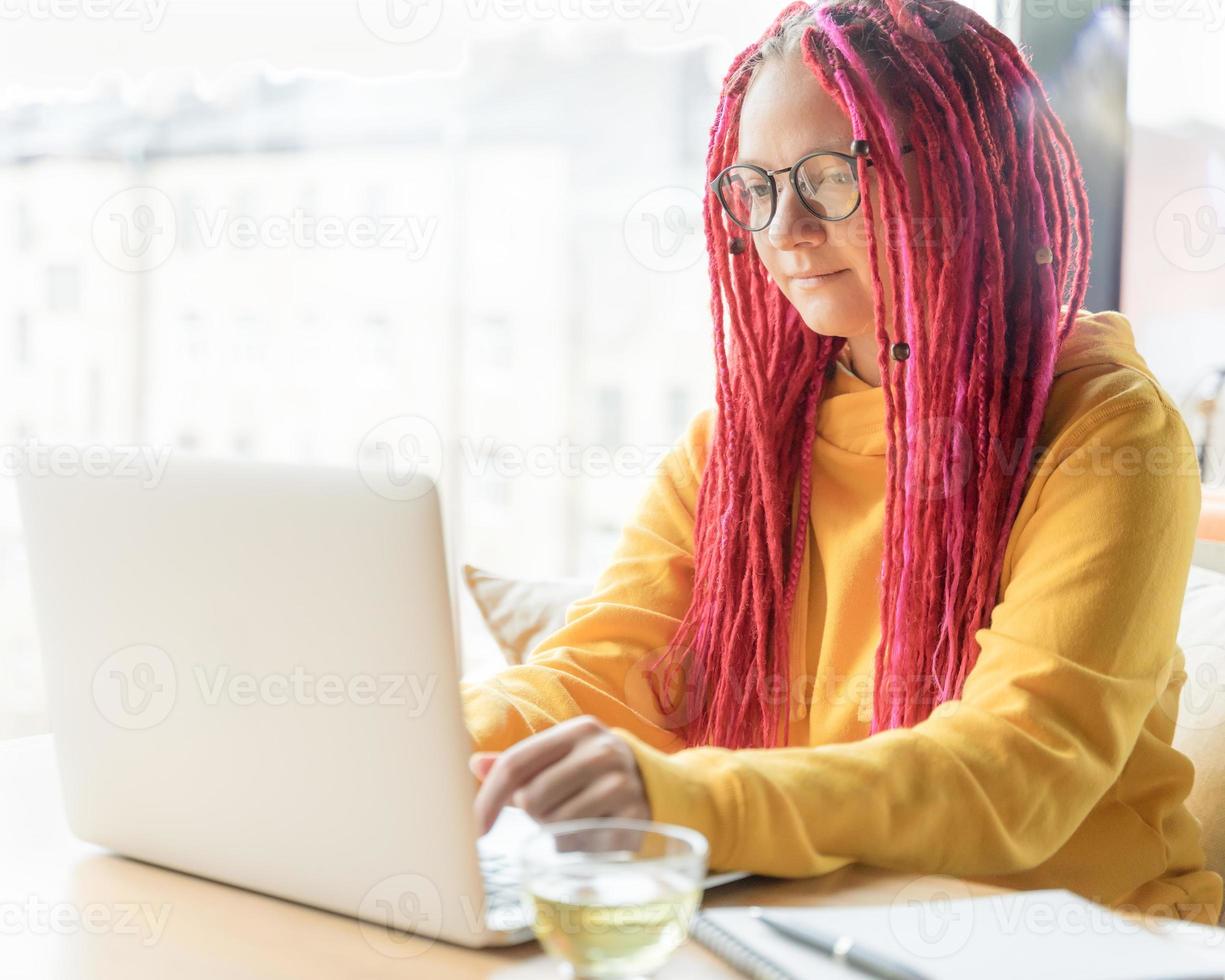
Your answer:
[16,455,747,948]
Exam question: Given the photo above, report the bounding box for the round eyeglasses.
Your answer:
[710,139,915,232]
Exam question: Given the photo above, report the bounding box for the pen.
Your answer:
[752,908,935,980]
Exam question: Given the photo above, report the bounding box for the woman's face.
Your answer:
[736,52,908,341]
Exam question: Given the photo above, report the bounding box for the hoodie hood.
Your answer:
[817,308,1155,457]
[1053,308,1155,382]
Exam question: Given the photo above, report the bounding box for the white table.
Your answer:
[3,734,1221,978]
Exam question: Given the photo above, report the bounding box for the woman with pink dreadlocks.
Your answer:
[463,0,1222,924]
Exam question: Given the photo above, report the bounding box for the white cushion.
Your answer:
[1172,564,1225,921]
[1193,540,1225,575]
[461,563,591,666]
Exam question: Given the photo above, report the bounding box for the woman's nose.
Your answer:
[767,180,828,250]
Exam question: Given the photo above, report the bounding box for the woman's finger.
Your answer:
[513,733,625,819]
[538,769,644,823]
[469,751,498,780]
[473,717,602,833]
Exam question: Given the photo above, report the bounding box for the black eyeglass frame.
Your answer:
[710,139,916,232]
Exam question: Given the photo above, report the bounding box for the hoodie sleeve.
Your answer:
[460,409,714,754]
[619,392,1202,878]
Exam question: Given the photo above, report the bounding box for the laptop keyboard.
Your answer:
[479,847,531,932]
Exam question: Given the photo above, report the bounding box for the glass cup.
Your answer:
[519,818,709,980]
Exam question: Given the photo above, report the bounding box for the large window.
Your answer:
[1122,5,1225,481]
[2,14,732,738]
[9,1,1213,740]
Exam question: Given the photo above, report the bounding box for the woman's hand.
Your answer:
[471,715,650,834]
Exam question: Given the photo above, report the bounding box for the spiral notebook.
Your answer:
[691,888,1225,980]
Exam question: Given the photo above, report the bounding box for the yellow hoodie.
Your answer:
[462,309,1223,925]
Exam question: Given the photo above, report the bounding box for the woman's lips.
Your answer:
[790,269,849,288]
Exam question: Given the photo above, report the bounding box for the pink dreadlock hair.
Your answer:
[647,0,1092,749]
